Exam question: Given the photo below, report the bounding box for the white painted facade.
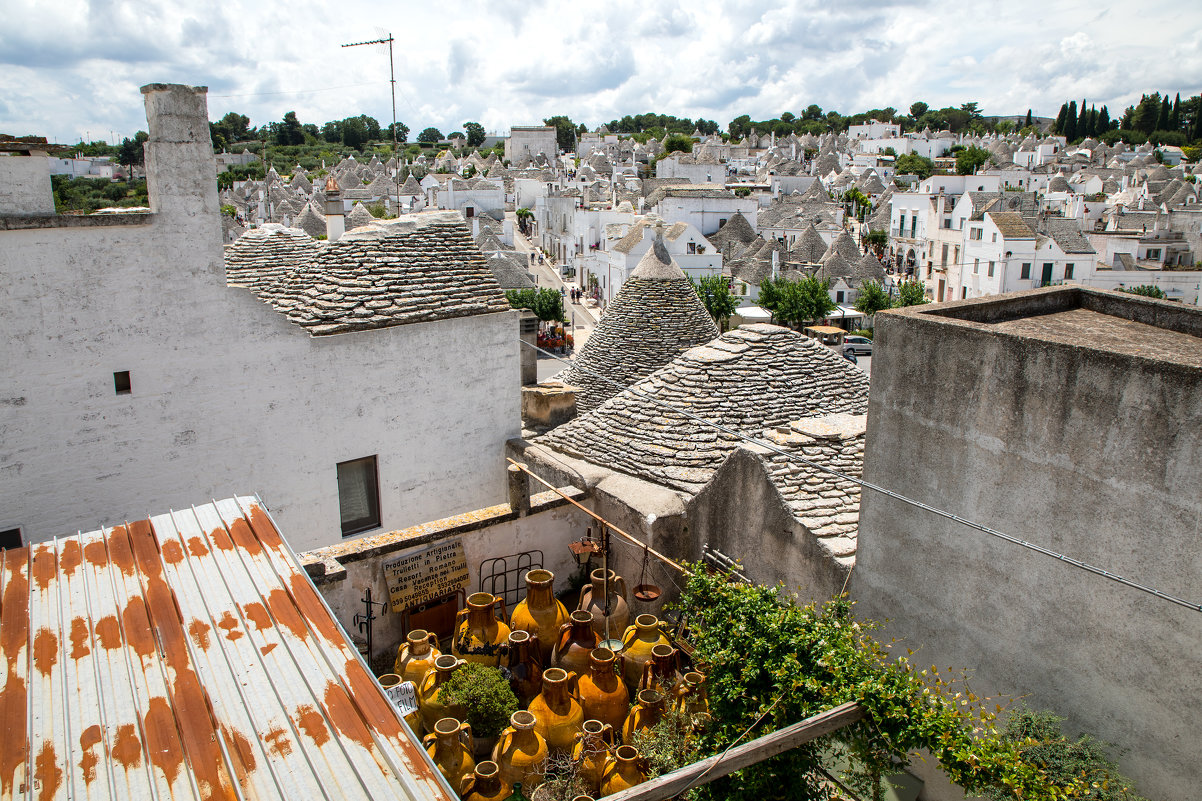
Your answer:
[948,213,1098,301]
[606,222,722,299]
[650,192,758,236]
[505,126,558,162]
[0,84,519,552]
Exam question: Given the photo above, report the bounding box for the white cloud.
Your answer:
[0,0,1199,143]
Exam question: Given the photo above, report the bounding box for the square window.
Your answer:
[114,371,131,395]
[337,456,380,537]
[0,528,21,550]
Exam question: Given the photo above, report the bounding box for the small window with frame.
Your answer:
[114,371,132,395]
[337,456,380,536]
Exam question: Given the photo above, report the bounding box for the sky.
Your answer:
[2,0,1201,145]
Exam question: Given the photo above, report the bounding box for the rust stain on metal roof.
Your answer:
[34,740,63,801]
[33,627,57,676]
[0,496,457,801]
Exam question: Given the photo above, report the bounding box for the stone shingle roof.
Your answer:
[224,211,509,336]
[988,211,1035,239]
[1042,218,1095,254]
[645,185,737,206]
[292,202,327,238]
[537,324,868,559]
[708,212,758,250]
[789,224,828,263]
[554,239,719,412]
[824,230,862,262]
[346,202,376,231]
[485,250,536,289]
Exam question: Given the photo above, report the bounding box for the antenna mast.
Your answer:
[342,34,401,210]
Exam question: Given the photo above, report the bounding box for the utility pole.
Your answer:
[342,34,400,211]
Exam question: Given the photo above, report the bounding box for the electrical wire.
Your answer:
[520,340,1202,615]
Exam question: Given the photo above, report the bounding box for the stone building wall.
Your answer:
[0,84,519,552]
[854,288,1202,801]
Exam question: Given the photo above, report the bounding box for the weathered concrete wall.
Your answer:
[0,155,55,214]
[302,488,592,665]
[687,447,850,603]
[854,291,1202,801]
[0,84,519,552]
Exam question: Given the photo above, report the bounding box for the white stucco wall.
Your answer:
[0,156,56,214]
[0,85,519,553]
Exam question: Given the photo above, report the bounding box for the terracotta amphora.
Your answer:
[637,643,680,695]
[492,710,548,791]
[528,667,586,754]
[570,719,615,795]
[577,648,630,732]
[504,629,544,706]
[461,760,513,801]
[621,689,666,745]
[551,610,600,677]
[423,717,475,792]
[511,569,570,663]
[394,629,441,685]
[599,745,646,797]
[453,592,512,665]
[618,615,671,690]
[577,568,630,640]
[672,671,712,732]
[418,654,468,735]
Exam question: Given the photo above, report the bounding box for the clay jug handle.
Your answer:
[421,731,437,748]
[493,595,508,623]
[460,776,475,796]
[454,607,469,626]
[600,722,615,747]
[620,624,637,648]
[461,721,474,752]
[565,670,581,698]
[638,660,653,691]
[529,633,543,668]
[551,621,571,664]
[577,585,592,610]
[426,631,439,649]
[614,575,627,598]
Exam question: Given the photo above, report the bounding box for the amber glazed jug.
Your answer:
[461,760,513,801]
[577,648,630,732]
[394,628,441,685]
[672,671,712,732]
[504,629,544,706]
[423,717,475,792]
[622,689,666,745]
[637,643,680,695]
[578,568,630,640]
[600,745,646,797]
[570,719,615,795]
[511,569,570,663]
[492,710,548,791]
[528,667,586,754]
[453,592,512,665]
[619,615,671,690]
[551,610,600,677]
[418,654,467,735]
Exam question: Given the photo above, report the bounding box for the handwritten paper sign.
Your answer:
[384,680,419,716]
[383,539,470,612]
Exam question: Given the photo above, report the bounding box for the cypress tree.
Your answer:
[1170,93,1182,131]
[1156,96,1170,132]
[1025,109,1033,128]
[1054,103,1068,134]
[1097,106,1111,134]
[1194,104,1202,141]
[1078,99,1088,136]
[1065,100,1078,141]
[1086,107,1097,138]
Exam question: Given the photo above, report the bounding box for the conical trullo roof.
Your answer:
[346,202,376,231]
[555,238,719,413]
[789,224,828,264]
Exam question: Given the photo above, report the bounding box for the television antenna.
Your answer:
[342,34,401,206]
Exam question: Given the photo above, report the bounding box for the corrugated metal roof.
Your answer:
[0,496,456,801]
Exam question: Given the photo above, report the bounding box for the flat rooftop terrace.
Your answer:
[890,286,1202,370]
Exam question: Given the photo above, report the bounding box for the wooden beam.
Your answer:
[604,702,866,801]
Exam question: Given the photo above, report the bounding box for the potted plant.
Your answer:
[438,662,519,759]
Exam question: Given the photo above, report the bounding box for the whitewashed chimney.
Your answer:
[324,176,344,241]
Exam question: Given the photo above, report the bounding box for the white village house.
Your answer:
[0,84,520,552]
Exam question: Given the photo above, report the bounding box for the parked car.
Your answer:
[843,335,873,356]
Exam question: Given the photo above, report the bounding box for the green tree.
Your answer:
[1024,109,1033,128]
[894,279,930,306]
[505,288,567,322]
[1120,284,1166,298]
[955,145,990,175]
[116,131,148,167]
[542,115,577,153]
[276,111,305,146]
[387,121,410,143]
[864,229,889,258]
[463,121,486,147]
[854,280,891,318]
[775,275,836,326]
[960,101,981,118]
[662,133,694,154]
[894,153,935,179]
[417,127,443,144]
[515,207,533,235]
[1064,100,1078,140]
[691,274,740,329]
[909,101,929,119]
[1156,95,1171,132]
[1054,103,1069,135]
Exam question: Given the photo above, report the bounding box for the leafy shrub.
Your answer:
[437,663,518,739]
